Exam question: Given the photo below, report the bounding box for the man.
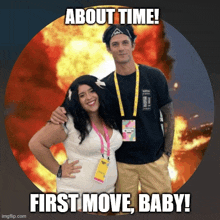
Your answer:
[51,24,174,212]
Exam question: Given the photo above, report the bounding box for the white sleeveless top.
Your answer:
[56,115,122,209]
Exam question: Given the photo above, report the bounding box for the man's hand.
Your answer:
[61,160,82,178]
[50,106,67,124]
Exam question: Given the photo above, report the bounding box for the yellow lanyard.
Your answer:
[114,63,140,117]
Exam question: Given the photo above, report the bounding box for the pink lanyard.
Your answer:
[92,122,110,160]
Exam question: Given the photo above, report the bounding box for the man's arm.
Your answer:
[160,102,175,157]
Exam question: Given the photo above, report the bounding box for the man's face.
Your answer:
[107,34,135,64]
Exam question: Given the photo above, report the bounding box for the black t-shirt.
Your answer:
[102,64,172,164]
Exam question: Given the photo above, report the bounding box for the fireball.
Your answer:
[4,5,212,193]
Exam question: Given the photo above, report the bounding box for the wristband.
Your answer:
[57,165,62,178]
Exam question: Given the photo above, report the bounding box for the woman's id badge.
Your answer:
[94,158,109,183]
[122,120,136,142]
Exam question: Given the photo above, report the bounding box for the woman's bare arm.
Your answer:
[29,123,81,177]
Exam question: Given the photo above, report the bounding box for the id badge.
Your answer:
[122,120,136,142]
[94,158,109,183]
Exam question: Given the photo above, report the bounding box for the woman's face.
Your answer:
[78,84,100,114]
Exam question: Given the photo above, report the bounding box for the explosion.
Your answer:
[4,6,212,193]
[169,116,211,191]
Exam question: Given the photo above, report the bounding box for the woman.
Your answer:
[29,75,123,211]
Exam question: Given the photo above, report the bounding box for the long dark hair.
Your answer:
[61,75,118,144]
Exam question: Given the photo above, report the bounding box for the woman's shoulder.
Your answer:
[45,122,64,129]
[29,122,67,147]
[62,114,75,134]
[63,114,87,135]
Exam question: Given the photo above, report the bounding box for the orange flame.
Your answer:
[43,21,111,91]
[168,116,210,191]
[20,145,67,192]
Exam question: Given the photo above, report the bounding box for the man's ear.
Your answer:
[132,42,136,51]
[106,45,111,54]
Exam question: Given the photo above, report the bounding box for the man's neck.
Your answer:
[115,61,136,76]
